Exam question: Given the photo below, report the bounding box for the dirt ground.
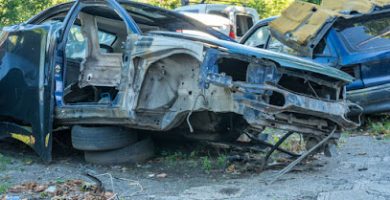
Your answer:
[1,133,390,200]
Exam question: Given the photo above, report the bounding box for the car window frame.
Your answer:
[65,24,118,60]
[334,11,390,53]
[235,13,255,37]
[51,0,140,107]
[242,24,271,48]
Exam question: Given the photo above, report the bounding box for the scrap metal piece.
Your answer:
[83,172,105,193]
[245,132,300,158]
[269,127,337,184]
[262,131,295,168]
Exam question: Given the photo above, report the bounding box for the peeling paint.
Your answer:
[11,133,36,146]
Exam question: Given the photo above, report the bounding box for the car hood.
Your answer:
[148,31,353,83]
[341,49,390,66]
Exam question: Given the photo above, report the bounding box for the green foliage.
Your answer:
[0,153,11,171]
[216,154,227,168]
[0,183,10,194]
[141,0,296,19]
[0,0,68,27]
[201,156,212,173]
[0,0,323,28]
[162,151,186,163]
[140,0,321,18]
[367,116,390,136]
[245,0,294,18]
[143,0,182,9]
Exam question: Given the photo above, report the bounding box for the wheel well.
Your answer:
[137,53,200,110]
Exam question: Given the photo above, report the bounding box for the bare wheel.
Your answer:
[71,126,137,151]
[84,138,155,165]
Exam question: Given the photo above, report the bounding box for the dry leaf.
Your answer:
[157,173,167,178]
[226,164,236,173]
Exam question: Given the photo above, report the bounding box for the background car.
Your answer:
[241,10,390,115]
[175,4,259,40]
[180,12,236,39]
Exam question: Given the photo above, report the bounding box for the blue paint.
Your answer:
[199,48,220,89]
[243,17,390,92]
[150,31,353,82]
[242,16,390,114]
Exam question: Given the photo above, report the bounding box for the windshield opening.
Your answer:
[337,13,390,51]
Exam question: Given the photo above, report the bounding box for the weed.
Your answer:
[366,116,390,136]
[0,183,10,194]
[201,156,212,173]
[40,192,49,198]
[189,151,198,159]
[189,160,198,168]
[271,132,304,153]
[55,178,66,184]
[0,154,11,171]
[216,154,227,169]
[165,152,185,162]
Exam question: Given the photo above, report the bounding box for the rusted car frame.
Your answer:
[0,0,361,162]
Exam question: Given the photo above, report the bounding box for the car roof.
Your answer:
[27,0,235,42]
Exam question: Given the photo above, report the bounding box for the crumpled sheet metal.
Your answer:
[269,0,390,56]
[269,1,335,46]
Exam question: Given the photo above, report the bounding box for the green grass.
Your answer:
[216,154,227,169]
[201,156,212,173]
[270,131,305,153]
[0,183,10,194]
[0,154,11,171]
[160,151,188,166]
[159,150,229,173]
[366,115,390,137]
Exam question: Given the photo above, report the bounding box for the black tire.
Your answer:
[71,126,137,151]
[84,138,155,165]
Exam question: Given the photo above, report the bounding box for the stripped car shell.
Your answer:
[57,32,360,135]
[0,0,361,162]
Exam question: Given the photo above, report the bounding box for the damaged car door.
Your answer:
[0,23,61,161]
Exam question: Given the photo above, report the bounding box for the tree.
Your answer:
[144,0,182,9]
[0,0,68,27]
[305,0,321,4]
[0,0,321,28]
[142,0,295,18]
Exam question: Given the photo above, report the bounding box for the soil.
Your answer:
[1,134,390,200]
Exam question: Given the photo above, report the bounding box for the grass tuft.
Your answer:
[0,154,11,171]
[366,115,390,137]
[0,183,10,194]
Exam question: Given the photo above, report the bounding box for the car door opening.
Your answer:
[63,6,127,104]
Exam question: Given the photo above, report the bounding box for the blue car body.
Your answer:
[241,12,390,114]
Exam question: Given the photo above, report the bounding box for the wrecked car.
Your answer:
[0,0,360,164]
[241,0,390,115]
